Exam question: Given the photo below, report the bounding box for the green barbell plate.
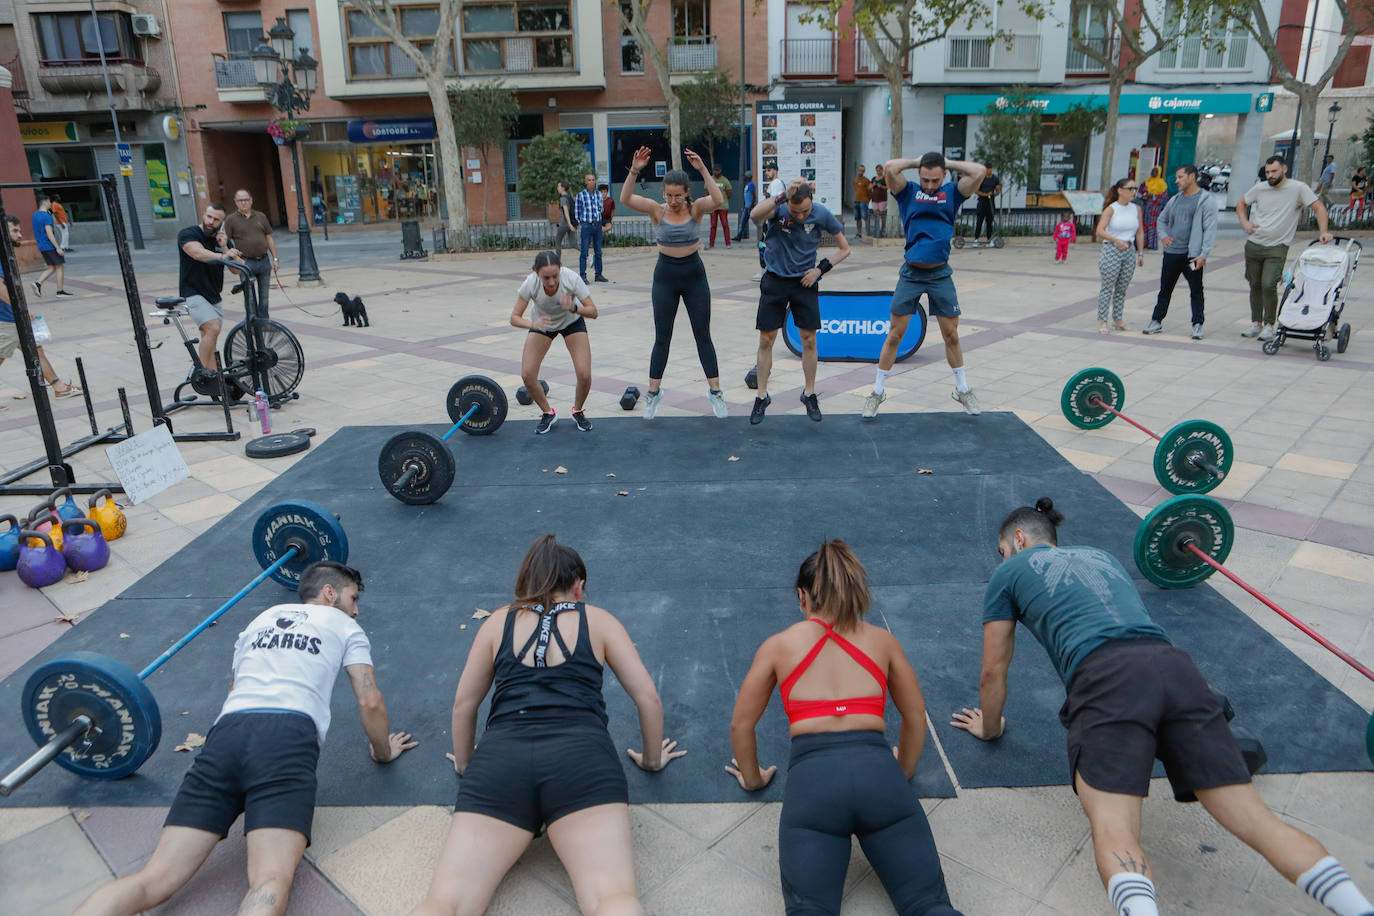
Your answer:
[1061,367,1125,429]
[1134,495,1234,589]
[1153,419,1234,495]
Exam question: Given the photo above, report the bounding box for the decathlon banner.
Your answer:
[783,291,926,362]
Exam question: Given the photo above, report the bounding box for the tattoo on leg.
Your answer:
[1111,851,1150,877]
[238,882,279,913]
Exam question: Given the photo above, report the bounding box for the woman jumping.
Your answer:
[509,250,599,434]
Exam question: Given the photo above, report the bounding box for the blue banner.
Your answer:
[783,291,926,362]
[346,118,436,144]
[943,92,1254,116]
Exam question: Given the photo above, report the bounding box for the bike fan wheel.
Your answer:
[223,319,305,400]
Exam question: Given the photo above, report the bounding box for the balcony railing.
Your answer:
[1065,36,1118,73]
[780,38,836,77]
[37,58,160,94]
[855,37,910,75]
[668,35,717,72]
[1158,33,1249,70]
[213,53,259,90]
[947,34,1042,70]
[4,55,30,112]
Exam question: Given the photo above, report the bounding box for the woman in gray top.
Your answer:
[619,146,727,419]
[509,250,600,434]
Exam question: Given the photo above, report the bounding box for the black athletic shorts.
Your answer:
[454,710,628,833]
[1061,639,1251,801]
[757,271,821,331]
[531,316,588,339]
[165,710,321,842]
[40,249,65,267]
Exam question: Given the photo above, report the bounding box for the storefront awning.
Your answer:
[944,92,1255,116]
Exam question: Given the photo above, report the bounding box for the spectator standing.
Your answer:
[575,173,607,283]
[50,194,73,252]
[552,181,576,258]
[30,197,72,298]
[735,170,757,241]
[852,164,871,238]
[709,165,732,247]
[599,184,615,233]
[1053,212,1077,262]
[868,164,887,237]
[1139,166,1169,249]
[1094,178,1145,334]
[1142,165,1215,340]
[1348,166,1368,221]
[765,165,785,199]
[0,215,82,403]
[1317,155,1337,206]
[222,190,278,317]
[972,171,999,245]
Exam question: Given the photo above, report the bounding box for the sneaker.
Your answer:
[861,390,887,419]
[1191,324,1204,340]
[31,281,41,298]
[749,394,771,425]
[571,409,592,432]
[1240,322,1262,338]
[1142,320,1163,335]
[594,274,609,283]
[55,290,75,298]
[642,389,662,420]
[706,389,728,418]
[801,392,822,422]
[952,388,981,416]
[1258,324,1276,341]
[535,411,557,435]
[750,271,763,281]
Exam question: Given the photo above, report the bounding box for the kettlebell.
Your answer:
[62,517,110,573]
[17,529,68,588]
[87,489,127,541]
[26,507,64,553]
[0,514,20,572]
[49,487,82,523]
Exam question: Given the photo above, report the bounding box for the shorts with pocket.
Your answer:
[184,294,223,327]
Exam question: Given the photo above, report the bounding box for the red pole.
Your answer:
[1087,395,1161,441]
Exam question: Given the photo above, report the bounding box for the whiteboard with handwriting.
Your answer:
[105,425,190,504]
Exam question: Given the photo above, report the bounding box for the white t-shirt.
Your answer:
[218,603,373,742]
[1102,201,1140,243]
[766,177,786,198]
[517,267,589,333]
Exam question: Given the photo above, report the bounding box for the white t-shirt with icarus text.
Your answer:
[217,603,373,742]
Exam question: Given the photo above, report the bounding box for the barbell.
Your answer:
[1061,368,1233,495]
[1134,494,1374,764]
[378,375,508,505]
[0,499,347,795]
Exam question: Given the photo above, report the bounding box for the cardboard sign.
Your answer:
[105,425,190,505]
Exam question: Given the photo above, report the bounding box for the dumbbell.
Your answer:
[620,386,640,410]
[1061,368,1233,494]
[515,379,550,406]
[1212,691,1268,777]
[378,374,508,505]
[745,366,759,390]
[1134,494,1374,764]
[0,500,347,794]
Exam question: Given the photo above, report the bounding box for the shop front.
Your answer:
[304,118,444,226]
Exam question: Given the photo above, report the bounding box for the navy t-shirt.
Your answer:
[894,180,966,265]
[762,200,843,278]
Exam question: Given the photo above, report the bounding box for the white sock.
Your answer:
[952,366,968,393]
[1299,856,1374,916]
[873,368,888,395]
[1107,872,1159,916]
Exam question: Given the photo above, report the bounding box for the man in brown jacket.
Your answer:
[222,190,278,316]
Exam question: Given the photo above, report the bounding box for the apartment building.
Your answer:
[169,0,767,230]
[7,0,194,243]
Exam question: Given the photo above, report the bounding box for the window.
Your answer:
[620,0,643,73]
[223,11,263,57]
[459,1,574,73]
[34,12,140,63]
[287,9,313,58]
[671,0,709,37]
[1065,0,1111,72]
[344,5,456,79]
[1157,2,1248,70]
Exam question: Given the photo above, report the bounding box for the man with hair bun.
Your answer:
[953,500,1374,916]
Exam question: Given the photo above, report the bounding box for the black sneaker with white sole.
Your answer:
[535,412,557,434]
[800,392,822,422]
[571,410,592,431]
[750,395,771,425]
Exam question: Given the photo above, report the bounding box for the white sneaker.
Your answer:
[707,389,728,418]
[750,271,763,281]
[861,390,887,419]
[642,389,662,419]
[1240,323,1261,338]
[1192,324,1204,340]
[952,389,981,416]
[1258,324,1276,341]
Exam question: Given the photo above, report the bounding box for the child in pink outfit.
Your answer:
[1053,213,1076,261]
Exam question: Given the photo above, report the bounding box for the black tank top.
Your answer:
[486,601,608,727]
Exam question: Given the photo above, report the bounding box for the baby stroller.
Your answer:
[1263,238,1358,361]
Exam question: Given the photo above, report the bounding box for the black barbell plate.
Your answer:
[251,499,351,587]
[1061,367,1125,430]
[1153,419,1234,495]
[378,431,455,506]
[1133,495,1235,589]
[446,375,508,436]
[22,651,160,781]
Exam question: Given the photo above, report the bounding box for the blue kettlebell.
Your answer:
[0,514,20,572]
[17,529,68,588]
[49,487,82,523]
[62,517,110,573]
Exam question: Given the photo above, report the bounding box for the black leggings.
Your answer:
[780,731,961,916]
[650,251,718,381]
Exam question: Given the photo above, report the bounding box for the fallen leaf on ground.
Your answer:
[54,611,80,626]
[917,468,934,475]
[617,491,629,496]
[175,733,206,753]
[728,456,740,462]
[74,811,91,824]
[119,633,131,638]
[472,609,492,619]
[554,466,568,474]
[65,570,90,583]
[460,624,467,629]
[606,473,616,478]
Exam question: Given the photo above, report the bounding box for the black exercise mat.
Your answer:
[1,414,1368,809]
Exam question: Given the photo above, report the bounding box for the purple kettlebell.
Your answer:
[17,529,68,588]
[0,514,20,572]
[62,517,110,573]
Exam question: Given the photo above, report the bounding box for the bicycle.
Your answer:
[152,260,305,408]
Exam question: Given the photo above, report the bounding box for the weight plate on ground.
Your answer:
[245,430,312,460]
[378,431,455,505]
[1134,495,1234,589]
[251,498,350,587]
[22,651,160,780]
[446,375,507,436]
[1153,419,1233,495]
[1061,368,1125,429]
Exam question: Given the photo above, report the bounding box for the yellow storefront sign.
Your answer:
[21,122,80,143]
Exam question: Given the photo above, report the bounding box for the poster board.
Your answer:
[105,425,190,505]
[755,100,843,210]
[1062,191,1104,217]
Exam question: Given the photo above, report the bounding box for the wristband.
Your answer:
[817,258,833,274]
[630,168,641,175]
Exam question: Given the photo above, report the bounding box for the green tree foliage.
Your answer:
[615,0,683,170]
[518,132,591,209]
[1361,111,1374,170]
[974,89,1042,212]
[676,70,742,169]
[448,80,520,226]
[1056,101,1108,142]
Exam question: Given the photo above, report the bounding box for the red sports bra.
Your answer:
[779,619,888,724]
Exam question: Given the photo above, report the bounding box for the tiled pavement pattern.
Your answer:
[1,229,1371,915]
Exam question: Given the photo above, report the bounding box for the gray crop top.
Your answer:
[656,216,699,247]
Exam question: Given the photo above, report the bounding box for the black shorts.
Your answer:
[454,711,628,833]
[531,316,588,340]
[1062,640,1251,802]
[757,271,821,331]
[40,249,65,267]
[165,711,321,842]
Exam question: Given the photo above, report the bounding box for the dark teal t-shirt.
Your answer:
[982,544,1170,685]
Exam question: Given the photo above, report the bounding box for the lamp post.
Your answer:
[254,19,321,285]
[1323,101,1341,165]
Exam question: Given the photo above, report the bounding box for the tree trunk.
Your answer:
[479,148,489,228]
[1296,86,1322,186]
[665,91,683,171]
[636,25,681,171]
[426,69,469,244]
[1099,71,1126,195]
[885,66,903,238]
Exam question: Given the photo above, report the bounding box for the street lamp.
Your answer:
[1323,101,1342,165]
[259,18,322,285]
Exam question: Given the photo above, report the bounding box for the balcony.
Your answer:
[1158,33,1249,71]
[1065,36,1118,74]
[946,34,1042,70]
[855,36,910,75]
[37,58,160,95]
[4,55,31,113]
[213,53,259,90]
[667,35,717,72]
[781,38,836,77]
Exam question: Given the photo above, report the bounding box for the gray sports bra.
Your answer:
[656,215,699,247]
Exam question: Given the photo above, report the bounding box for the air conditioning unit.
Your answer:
[131,14,161,38]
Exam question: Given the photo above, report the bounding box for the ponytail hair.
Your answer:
[1104,177,1132,209]
[795,540,869,633]
[513,534,587,614]
[998,498,1065,546]
[532,250,561,271]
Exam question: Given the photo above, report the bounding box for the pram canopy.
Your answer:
[1279,246,1349,331]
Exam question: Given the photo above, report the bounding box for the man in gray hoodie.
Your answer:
[1143,164,1216,340]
